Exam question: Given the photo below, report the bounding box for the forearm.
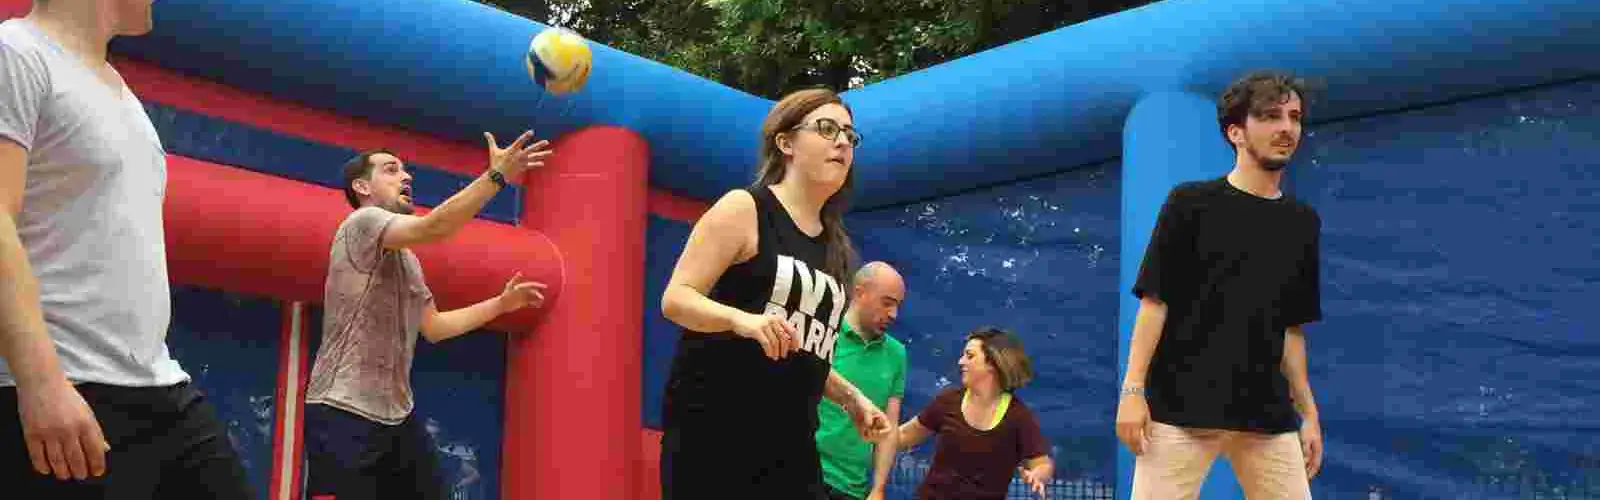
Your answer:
[418,172,504,238]
[0,214,65,388]
[870,405,901,493]
[895,421,924,451]
[422,297,506,343]
[661,284,750,334]
[1122,299,1168,388]
[1282,326,1319,420]
[824,369,866,408]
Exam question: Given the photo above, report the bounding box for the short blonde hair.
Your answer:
[967,326,1034,391]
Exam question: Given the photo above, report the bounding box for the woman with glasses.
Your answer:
[897,327,1054,499]
[658,88,889,500]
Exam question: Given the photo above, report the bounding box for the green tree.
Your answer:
[483,0,1153,99]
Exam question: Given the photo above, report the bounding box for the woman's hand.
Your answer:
[731,311,798,359]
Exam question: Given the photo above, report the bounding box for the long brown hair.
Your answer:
[753,88,858,281]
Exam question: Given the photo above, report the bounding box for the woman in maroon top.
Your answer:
[898,327,1054,499]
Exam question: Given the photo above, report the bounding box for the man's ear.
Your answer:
[1226,123,1245,147]
[351,178,373,197]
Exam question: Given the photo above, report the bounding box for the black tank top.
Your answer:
[662,186,849,437]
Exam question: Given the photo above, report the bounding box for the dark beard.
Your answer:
[1248,142,1291,171]
[386,200,416,215]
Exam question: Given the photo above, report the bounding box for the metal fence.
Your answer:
[881,453,1114,500]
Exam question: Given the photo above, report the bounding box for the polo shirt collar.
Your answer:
[842,321,888,347]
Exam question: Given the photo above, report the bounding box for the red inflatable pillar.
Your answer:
[503,126,648,500]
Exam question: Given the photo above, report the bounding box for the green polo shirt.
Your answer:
[816,321,907,499]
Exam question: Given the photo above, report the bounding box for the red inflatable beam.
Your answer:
[163,155,563,333]
[111,53,715,218]
[115,57,486,178]
[647,188,708,223]
[504,126,646,500]
[0,1,24,18]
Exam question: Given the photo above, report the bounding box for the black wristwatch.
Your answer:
[486,168,508,188]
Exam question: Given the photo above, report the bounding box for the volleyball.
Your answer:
[526,27,592,95]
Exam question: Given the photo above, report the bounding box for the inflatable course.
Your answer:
[3,0,1597,498]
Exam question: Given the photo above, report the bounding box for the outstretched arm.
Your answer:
[419,300,503,344]
[420,273,547,343]
[823,369,867,408]
[382,131,551,249]
[896,417,933,451]
[825,370,891,441]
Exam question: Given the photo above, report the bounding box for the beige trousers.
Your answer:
[1130,422,1312,500]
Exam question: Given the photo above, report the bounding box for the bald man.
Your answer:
[815,262,908,500]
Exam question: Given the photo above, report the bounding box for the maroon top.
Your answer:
[915,386,1050,500]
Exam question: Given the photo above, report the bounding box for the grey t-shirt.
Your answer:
[0,19,187,387]
[304,206,434,425]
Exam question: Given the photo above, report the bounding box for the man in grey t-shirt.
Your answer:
[303,136,550,500]
[0,0,250,497]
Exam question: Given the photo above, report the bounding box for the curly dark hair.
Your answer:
[1217,71,1310,149]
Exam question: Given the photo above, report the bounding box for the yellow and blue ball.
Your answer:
[525,27,592,95]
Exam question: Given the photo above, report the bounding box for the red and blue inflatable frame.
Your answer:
[2,3,705,499]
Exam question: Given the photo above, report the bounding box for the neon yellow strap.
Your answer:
[992,392,1012,428]
[962,390,1013,430]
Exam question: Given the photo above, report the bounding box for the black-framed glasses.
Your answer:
[792,118,862,148]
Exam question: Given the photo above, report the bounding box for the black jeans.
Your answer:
[0,382,252,499]
[303,403,442,500]
[660,425,830,500]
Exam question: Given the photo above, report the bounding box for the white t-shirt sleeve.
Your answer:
[0,37,47,151]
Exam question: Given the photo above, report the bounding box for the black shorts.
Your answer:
[659,425,829,500]
[303,403,441,500]
[0,381,252,499]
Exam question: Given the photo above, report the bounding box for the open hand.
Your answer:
[18,379,109,480]
[496,272,548,313]
[484,130,553,177]
[1020,466,1049,498]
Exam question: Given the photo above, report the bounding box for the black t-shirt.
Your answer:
[1132,176,1321,433]
[661,186,849,481]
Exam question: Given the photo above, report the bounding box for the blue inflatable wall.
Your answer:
[111,0,1600,208]
[166,286,282,500]
[1279,78,1600,500]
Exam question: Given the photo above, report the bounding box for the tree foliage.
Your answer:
[480,0,1154,99]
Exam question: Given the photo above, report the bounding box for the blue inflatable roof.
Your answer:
[112,0,1600,209]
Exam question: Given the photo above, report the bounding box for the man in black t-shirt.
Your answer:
[1116,71,1325,499]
